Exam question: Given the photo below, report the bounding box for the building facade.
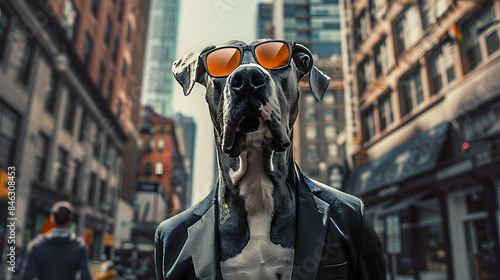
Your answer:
[0,0,133,277]
[258,2,275,39]
[272,0,346,185]
[140,0,179,116]
[138,106,188,217]
[340,0,500,279]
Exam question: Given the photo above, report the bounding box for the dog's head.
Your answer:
[173,39,330,157]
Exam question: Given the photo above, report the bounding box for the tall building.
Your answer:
[140,0,179,116]
[173,113,196,208]
[272,0,346,184]
[0,1,136,276]
[258,2,274,39]
[340,0,500,279]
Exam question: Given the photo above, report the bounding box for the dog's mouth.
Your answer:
[222,106,291,157]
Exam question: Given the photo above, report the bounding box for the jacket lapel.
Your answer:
[292,168,330,280]
[182,184,222,280]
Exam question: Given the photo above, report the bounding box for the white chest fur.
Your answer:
[221,130,294,280]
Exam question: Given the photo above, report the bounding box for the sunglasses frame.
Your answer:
[199,40,297,78]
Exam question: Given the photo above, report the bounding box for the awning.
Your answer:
[346,122,449,196]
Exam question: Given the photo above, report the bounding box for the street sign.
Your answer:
[385,215,402,254]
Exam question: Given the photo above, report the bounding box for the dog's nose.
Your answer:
[230,68,267,94]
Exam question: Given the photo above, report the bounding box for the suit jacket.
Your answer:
[155,167,385,280]
[21,229,93,280]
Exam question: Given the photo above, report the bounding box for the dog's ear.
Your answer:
[172,51,207,96]
[292,44,331,101]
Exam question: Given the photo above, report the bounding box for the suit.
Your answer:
[155,167,385,279]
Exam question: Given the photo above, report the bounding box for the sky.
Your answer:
[172,0,265,204]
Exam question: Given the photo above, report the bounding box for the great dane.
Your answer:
[155,39,385,280]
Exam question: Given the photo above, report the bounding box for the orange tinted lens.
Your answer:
[206,48,241,76]
[255,42,290,69]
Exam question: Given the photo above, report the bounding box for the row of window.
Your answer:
[359,2,500,142]
[144,161,165,176]
[145,137,168,153]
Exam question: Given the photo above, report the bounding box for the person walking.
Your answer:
[21,201,93,280]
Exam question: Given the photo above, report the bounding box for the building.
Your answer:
[140,0,179,116]
[272,0,346,184]
[173,113,196,209]
[340,0,500,279]
[138,106,188,216]
[258,2,274,39]
[0,0,133,277]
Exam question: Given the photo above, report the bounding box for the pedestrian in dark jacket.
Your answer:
[21,201,93,280]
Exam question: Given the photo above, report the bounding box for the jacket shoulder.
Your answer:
[155,193,213,241]
[303,175,364,215]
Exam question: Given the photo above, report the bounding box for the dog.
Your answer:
[155,39,385,280]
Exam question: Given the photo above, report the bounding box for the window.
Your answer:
[399,68,424,116]
[98,62,106,91]
[63,92,76,133]
[126,23,132,42]
[306,144,318,161]
[363,107,376,141]
[323,92,335,104]
[370,0,387,26]
[0,7,12,60]
[147,138,154,152]
[462,3,499,73]
[306,126,317,140]
[121,58,127,77]
[62,0,78,41]
[118,1,124,23]
[145,162,152,175]
[93,131,101,159]
[155,162,163,175]
[56,147,69,190]
[419,0,448,30]
[107,80,114,104]
[17,39,35,85]
[88,173,97,205]
[428,41,455,94]
[354,11,368,47]
[44,71,58,114]
[91,0,99,17]
[34,134,50,181]
[103,140,113,168]
[158,139,165,153]
[78,109,88,142]
[104,17,112,46]
[374,39,388,77]
[0,104,18,167]
[325,125,338,140]
[328,143,339,158]
[100,180,107,203]
[394,4,423,56]
[71,160,81,196]
[83,33,93,68]
[378,94,393,131]
[357,58,371,94]
[324,109,338,122]
[112,38,119,63]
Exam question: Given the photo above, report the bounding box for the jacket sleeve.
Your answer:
[355,202,386,280]
[79,243,94,280]
[21,245,37,280]
[155,226,165,280]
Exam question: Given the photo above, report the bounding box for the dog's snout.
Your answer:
[230,68,268,94]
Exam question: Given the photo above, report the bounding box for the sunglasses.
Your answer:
[200,40,296,77]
